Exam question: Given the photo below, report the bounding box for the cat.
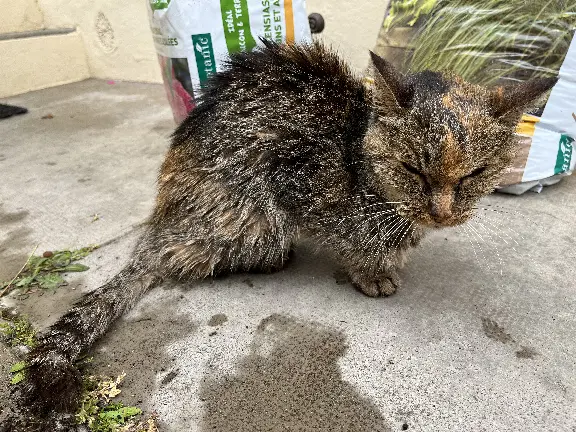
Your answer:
[8,39,556,429]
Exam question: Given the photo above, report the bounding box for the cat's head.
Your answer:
[364,52,557,228]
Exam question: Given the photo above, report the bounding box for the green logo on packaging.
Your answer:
[150,0,170,10]
[220,0,257,54]
[554,134,574,174]
[192,34,217,88]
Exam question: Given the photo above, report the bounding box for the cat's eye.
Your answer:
[402,162,422,176]
[464,166,487,179]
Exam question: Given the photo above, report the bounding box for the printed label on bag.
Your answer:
[192,34,217,88]
[220,0,257,53]
[554,134,574,175]
[148,0,310,123]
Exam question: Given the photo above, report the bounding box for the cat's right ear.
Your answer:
[489,77,558,125]
[369,51,410,115]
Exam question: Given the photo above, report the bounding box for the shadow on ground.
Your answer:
[199,314,391,432]
[90,293,197,416]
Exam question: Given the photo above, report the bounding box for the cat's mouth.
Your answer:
[416,213,471,228]
[407,211,468,228]
[396,206,469,228]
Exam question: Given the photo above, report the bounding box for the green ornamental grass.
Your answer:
[385,0,576,85]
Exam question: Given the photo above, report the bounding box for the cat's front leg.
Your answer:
[347,267,400,297]
[321,220,421,297]
[336,242,409,297]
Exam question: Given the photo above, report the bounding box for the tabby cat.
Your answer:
[9,40,556,429]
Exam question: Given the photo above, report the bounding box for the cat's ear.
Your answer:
[369,51,411,115]
[489,77,558,124]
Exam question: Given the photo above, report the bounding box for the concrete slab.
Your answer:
[0,80,575,431]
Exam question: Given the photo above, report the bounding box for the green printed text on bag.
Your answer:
[220,0,257,53]
[192,34,217,88]
[555,135,575,175]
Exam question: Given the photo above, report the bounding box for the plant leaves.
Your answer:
[119,407,141,417]
[76,373,146,431]
[51,251,72,268]
[10,371,25,385]
[0,317,36,347]
[59,263,90,273]
[35,273,65,290]
[10,361,27,373]
[27,256,47,271]
[1,245,98,296]
[15,276,34,287]
[99,405,141,421]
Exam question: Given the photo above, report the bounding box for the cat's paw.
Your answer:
[349,272,399,297]
[17,347,83,417]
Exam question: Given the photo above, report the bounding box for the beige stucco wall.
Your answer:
[306,0,390,72]
[0,0,388,97]
[0,0,44,34]
[37,0,162,83]
[33,0,387,82]
[0,0,162,97]
[0,32,90,98]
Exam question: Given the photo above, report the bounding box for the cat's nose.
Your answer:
[429,191,454,223]
[429,202,452,222]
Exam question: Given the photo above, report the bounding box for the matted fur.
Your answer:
[7,40,556,429]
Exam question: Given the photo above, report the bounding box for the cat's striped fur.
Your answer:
[7,40,555,430]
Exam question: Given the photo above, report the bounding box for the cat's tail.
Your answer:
[18,244,162,420]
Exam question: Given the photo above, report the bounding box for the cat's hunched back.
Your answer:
[7,40,555,430]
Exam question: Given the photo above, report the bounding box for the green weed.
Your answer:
[0,245,98,297]
[0,315,36,348]
[76,373,159,432]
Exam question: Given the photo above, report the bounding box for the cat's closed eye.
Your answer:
[402,161,422,176]
[462,166,487,181]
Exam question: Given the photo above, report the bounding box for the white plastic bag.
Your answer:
[147,0,311,123]
[498,36,576,194]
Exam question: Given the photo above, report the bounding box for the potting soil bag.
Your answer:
[147,0,311,124]
[378,0,576,194]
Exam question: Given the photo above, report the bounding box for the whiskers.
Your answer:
[462,219,504,276]
[315,194,414,275]
[456,201,545,278]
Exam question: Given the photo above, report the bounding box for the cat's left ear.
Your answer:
[369,51,411,115]
[489,77,558,124]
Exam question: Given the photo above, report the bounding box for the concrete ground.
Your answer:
[0,80,575,431]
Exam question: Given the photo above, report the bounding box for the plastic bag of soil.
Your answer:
[147,0,311,124]
[377,0,576,194]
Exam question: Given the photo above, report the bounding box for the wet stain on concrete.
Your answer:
[199,314,391,432]
[0,206,32,281]
[515,346,539,360]
[0,208,29,225]
[208,314,228,327]
[480,318,539,361]
[160,369,179,386]
[91,298,196,408]
[151,122,174,136]
[481,318,515,344]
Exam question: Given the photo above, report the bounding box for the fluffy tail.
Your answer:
[19,249,162,419]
